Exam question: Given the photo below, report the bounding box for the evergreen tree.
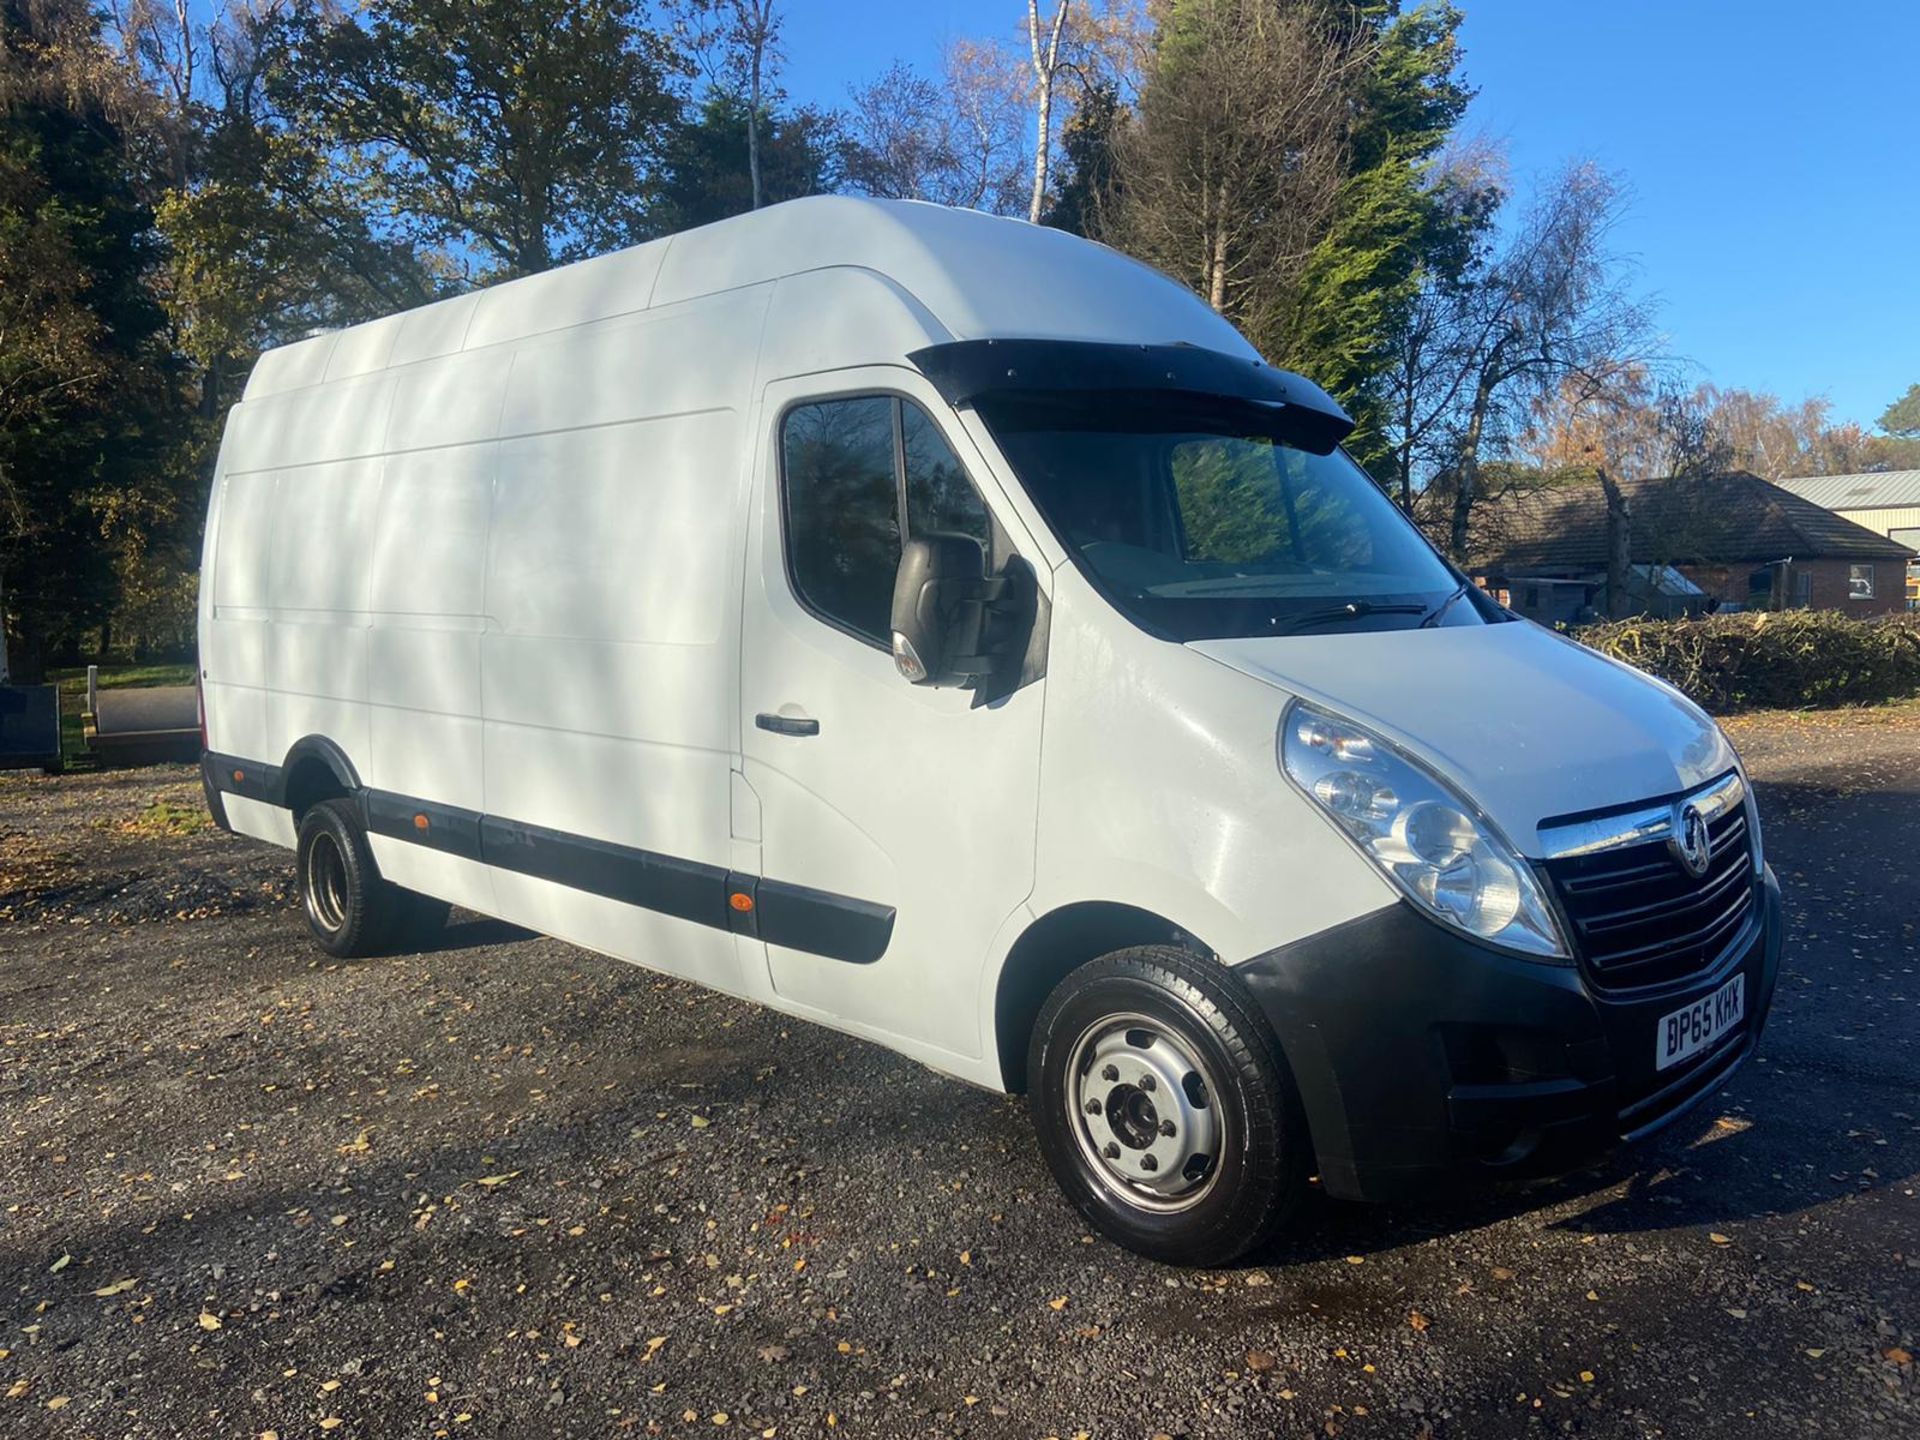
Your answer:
[1280,2,1478,471]
[1,0,188,678]
[1043,81,1121,237]
[653,91,843,232]
[1105,0,1482,476]
[1879,383,1920,442]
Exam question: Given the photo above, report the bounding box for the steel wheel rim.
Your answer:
[305,831,348,933]
[1065,1011,1225,1214]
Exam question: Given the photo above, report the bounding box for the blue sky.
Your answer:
[778,1,1919,429]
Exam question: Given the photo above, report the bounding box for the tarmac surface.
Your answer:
[1,702,1915,1438]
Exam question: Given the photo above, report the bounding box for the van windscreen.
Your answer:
[976,393,1478,643]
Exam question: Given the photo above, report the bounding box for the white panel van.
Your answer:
[199,197,1782,1264]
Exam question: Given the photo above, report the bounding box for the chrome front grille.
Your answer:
[1541,774,1758,992]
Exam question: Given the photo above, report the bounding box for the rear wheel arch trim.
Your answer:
[279,734,363,816]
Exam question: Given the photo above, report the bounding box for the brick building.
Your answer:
[1468,470,1915,626]
[1774,470,1920,607]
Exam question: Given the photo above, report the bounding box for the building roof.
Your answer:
[1470,470,1916,572]
[1773,470,1920,511]
[245,196,1255,402]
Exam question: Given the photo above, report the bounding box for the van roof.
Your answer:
[244,196,1257,401]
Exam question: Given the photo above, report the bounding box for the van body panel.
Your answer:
[465,238,669,351]
[467,293,768,987]
[497,290,765,438]
[386,348,514,454]
[242,328,338,400]
[322,310,406,383]
[388,291,481,370]
[651,198,1253,356]
[222,372,396,472]
[1027,563,1399,967]
[1191,622,1738,855]
[757,268,950,384]
[738,368,1045,1064]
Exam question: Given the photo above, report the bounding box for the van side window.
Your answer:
[782,397,902,642]
[903,403,992,551]
[781,396,995,645]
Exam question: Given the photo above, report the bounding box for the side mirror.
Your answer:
[889,534,1003,687]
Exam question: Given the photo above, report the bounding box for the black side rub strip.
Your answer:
[364,789,483,862]
[203,752,894,965]
[480,814,728,930]
[756,877,894,966]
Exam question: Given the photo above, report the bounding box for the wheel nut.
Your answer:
[1140,1154,1158,1172]
[1138,1074,1156,1092]
[1101,1064,1119,1082]
[1085,1099,1102,1115]
[1159,1120,1176,1137]
[1103,1142,1121,1160]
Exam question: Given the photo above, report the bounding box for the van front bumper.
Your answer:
[1238,866,1783,1203]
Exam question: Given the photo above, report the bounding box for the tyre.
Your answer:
[1028,945,1310,1266]
[295,797,407,958]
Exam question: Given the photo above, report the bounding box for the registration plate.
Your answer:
[1656,973,1745,1072]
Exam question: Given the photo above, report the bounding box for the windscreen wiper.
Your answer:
[1418,582,1470,628]
[1280,600,1428,633]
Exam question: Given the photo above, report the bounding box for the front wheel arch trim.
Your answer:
[991,901,1207,1093]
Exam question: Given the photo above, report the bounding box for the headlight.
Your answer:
[1280,700,1568,960]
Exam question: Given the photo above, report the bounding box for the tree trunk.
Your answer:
[1596,464,1633,618]
[1028,74,1052,223]
[1207,182,1229,312]
[0,565,10,683]
[1397,382,1417,513]
[1449,369,1496,561]
[1027,2,1070,225]
[747,31,764,209]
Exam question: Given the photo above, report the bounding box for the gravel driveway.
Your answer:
[2,705,1916,1439]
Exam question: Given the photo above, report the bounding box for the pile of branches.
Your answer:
[1576,610,1920,714]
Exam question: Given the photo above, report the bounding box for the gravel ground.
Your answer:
[2,705,1916,1440]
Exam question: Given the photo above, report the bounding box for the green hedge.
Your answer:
[1575,610,1920,714]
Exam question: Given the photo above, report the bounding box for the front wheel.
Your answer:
[1028,946,1311,1265]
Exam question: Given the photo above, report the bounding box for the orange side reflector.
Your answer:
[413,813,431,831]
[728,892,754,913]
[232,769,245,783]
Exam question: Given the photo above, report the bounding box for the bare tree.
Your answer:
[844,44,1028,214]
[1025,0,1071,223]
[1436,163,1654,561]
[731,0,780,208]
[1375,142,1503,511]
[105,0,200,185]
[1104,1,1365,315]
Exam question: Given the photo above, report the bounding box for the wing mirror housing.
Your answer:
[889,534,1009,688]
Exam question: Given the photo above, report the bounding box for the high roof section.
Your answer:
[1470,470,1916,571]
[244,197,1252,402]
[1773,470,1920,511]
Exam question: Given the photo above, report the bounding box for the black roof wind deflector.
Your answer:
[907,339,1355,455]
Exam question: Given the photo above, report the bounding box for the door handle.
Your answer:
[755,712,820,737]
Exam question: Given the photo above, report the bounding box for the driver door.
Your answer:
[737,369,1045,1066]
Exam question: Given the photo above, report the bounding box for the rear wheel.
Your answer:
[1028,945,1310,1265]
[295,797,440,956]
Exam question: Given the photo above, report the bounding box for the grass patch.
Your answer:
[107,795,217,838]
